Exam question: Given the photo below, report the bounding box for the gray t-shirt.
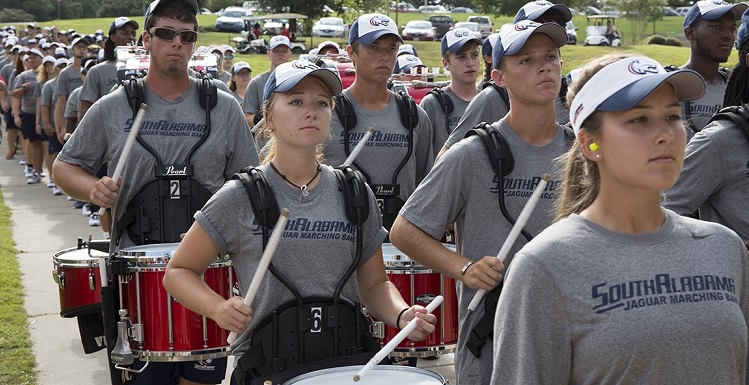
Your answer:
[242,70,270,115]
[64,87,81,119]
[79,61,118,103]
[663,117,749,240]
[56,78,260,250]
[55,64,83,99]
[419,86,470,157]
[1,63,14,106]
[444,85,510,149]
[684,81,726,141]
[323,88,434,204]
[216,70,231,84]
[13,69,38,114]
[492,211,749,385]
[40,78,57,130]
[195,163,388,359]
[398,119,570,384]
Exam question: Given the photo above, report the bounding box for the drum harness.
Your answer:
[104,72,222,377]
[335,91,418,231]
[462,122,574,358]
[232,165,384,385]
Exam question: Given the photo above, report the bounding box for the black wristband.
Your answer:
[396,307,410,330]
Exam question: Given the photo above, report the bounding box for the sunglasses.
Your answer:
[148,27,198,43]
[224,54,234,60]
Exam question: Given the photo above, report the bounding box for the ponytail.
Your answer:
[723,42,749,107]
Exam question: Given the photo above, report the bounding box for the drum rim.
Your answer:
[285,365,446,383]
[53,247,108,264]
[133,347,230,362]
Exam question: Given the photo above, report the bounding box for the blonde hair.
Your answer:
[554,53,637,221]
[256,76,335,164]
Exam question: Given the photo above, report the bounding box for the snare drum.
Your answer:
[380,243,458,357]
[286,365,446,384]
[118,243,236,362]
[53,241,109,318]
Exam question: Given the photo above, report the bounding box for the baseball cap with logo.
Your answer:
[569,56,705,135]
[348,13,403,46]
[441,27,482,57]
[145,0,199,24]
[493,20,567,69]
[70,36,87,48]
[110,17,140,35]
[514,1,572,23]
[317,40,340,54]
[394,54,426,74]
[42,55,55,65]
[268,35,291,50]
[54,47,67,58]
[737,8,749,47]
[231,61,251,75]
[55,57,68,67]
[397,43,416,56]
[262,59,342,102]
[683,0,747,28]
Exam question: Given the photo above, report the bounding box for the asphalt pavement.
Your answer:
[1,144,456,385]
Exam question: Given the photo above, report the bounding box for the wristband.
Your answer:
[396,307,409,330]
[460,260,474,279]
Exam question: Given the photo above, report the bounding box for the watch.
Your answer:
[460,260,474,278]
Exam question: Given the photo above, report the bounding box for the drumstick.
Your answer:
[353,295,444,382]
[98,103,148,216]
[342,127,373,167]
[467,174,549,312]
[227,208,290,344]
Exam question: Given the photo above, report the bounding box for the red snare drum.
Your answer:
[53,242,109,318]
[118,243,236,362]
[381,243,458,357]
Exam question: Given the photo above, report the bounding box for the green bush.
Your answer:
[664,37,683,47]
[646,35,666,45]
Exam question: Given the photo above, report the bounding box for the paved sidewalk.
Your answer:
[1,152,455,385]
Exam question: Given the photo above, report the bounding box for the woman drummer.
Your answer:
[490,54,749,384]
[163,60,436,384]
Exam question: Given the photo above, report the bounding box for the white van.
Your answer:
[675,7,691,16]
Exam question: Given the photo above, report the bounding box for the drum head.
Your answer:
[54,247,107,267]
[118,243,230,268]
[286,365,446,385]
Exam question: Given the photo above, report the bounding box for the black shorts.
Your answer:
[131,357,228,385]
[19,111,41,142]
[44,131,64,154]
[4,109,18,130]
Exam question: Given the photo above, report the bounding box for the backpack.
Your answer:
[707,105,749,148]
[230,165,381,384]
[462,122,574,358]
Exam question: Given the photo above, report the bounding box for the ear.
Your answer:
[579,131,601,162]
[346,44,355,58]
[441,56,449,69]
[141,31,151,50]
[744,52,749,67]
[491,68,506,87]
[684,26,696,42]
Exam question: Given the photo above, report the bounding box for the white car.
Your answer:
[312,17,348,38]
[453,22,482,39]
[215,6,252,33]
[401,20,437,41]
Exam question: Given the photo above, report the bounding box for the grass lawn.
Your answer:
[0,192,37,385]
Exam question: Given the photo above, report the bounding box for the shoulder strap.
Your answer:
[334,93,357,131]
[231,167,281,229]
[333,166,370,226]
[427,87,454,115]
[197,70,218,110]
[719,67,731,82]
[394,90,419,129]
[485,81,510,109]
[122,75,146,120]
[709,105,749,148]
[465,122,514,177]
[560,123,576,145]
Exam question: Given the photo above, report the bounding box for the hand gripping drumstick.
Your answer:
[467,174,550,312]
[227,208,290,344]
[342,128,374,167]
[98,103,148,217]
[353,295,444,382]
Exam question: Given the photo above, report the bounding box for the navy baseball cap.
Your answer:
[482,33,500,57]
[109,17,139,35]
[493,20,567,69]
[394,54,426,74]
[569,56,705,135]
[683,0,747,28]
[349,13,403,46]
[145,0,198,24]
[737,8,749,47]
[263,60,342,102]
[514,1,572,23]
[441,27,482,57]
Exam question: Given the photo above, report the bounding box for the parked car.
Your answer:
[663,7,679,16]
[583,6,602,15]
[200,8,212,14]
[466,16,492,38]
[428,14,454,38]
[312,17,348,38]
[451,7,474,13]
[453,22,482,39]
[566,20,578,45]
[215,6,252,33]
[418,5,447,13]
[402,20,437,41]
[675,7,691,16]
[390,2,418,12]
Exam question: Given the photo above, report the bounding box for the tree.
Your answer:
[610,0,667,43]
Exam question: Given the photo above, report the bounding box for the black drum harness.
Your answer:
[462,123,574,358]
[232,166,384,385]
[334,91,419,231]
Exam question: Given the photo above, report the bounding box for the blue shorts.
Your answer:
[42,132,64,154]
[4,109,18,129]
[132,357,228,385]
[19,111,41,142]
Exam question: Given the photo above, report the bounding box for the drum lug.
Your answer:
[57,271,65,289]
[111,309,134,365]
[132,323,144,343]
[370,320,385,339]
[88,269,95,291]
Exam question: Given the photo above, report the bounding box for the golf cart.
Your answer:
[583,15,621,47]
[236,13,308,54]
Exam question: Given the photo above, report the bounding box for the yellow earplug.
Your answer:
[589,142,599,152]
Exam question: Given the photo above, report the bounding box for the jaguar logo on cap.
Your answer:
[292,60,318,71]
[514,20,539,31]
[453,29,470,37]
[628,59,659,75]
[535,1,552,5]
[370,15,390,27]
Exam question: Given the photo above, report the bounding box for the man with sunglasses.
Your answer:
[437,1,572,158]
[222,44,235,74]
[53,1,259,385]
[209,45,231,83]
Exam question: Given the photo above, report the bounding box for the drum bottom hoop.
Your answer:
[60,302,102,318]
[134,347,230,362]
[389,343,456,358]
